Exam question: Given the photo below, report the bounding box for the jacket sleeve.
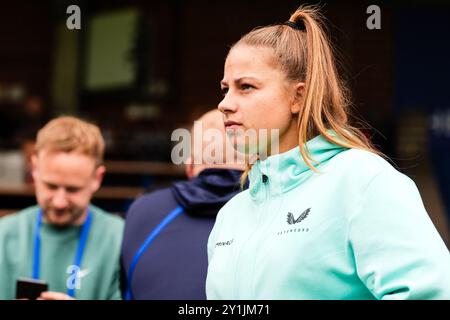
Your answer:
[107,269,123,300]
[348,169,450,299]
[107,220,125,300]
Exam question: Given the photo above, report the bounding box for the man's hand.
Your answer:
[38,291,75,300]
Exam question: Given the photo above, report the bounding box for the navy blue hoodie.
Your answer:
[121,168,243,300]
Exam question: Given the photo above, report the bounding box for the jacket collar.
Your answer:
[248,133,346,201]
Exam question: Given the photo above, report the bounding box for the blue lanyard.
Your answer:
[125,205,184,300]
[33,208,93,298]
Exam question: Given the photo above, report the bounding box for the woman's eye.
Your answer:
[241,84,254,91]
[221,87,229,96]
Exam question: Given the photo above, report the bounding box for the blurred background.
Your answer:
[0,0,449,247]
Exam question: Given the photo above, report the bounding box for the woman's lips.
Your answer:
[224,120,242,130]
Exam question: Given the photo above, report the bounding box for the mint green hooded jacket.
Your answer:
[206,134,450,299]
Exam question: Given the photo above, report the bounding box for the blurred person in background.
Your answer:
[121,109,246,299]
[0,116,124,300]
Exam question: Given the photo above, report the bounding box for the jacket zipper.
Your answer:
[232,170,270,298]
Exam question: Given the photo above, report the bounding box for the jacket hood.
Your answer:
[171,168,244,217]
[249,133,347,202]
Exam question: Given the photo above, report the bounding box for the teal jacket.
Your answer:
[206,134,450,299]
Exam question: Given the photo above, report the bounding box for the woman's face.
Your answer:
[218,45,303,157]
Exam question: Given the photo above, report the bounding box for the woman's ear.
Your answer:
[291,82,305,114]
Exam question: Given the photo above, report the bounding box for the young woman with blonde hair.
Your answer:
[206,6,450,299]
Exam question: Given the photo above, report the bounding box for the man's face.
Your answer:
[32,151,104,227]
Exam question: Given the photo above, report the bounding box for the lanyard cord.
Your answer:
[125,206,184,300]
[33,208,93,298]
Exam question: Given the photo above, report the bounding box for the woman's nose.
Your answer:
[218,91,237,114]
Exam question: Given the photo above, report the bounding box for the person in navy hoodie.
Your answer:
[121,109,246,299]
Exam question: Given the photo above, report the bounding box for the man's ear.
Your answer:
[92,165,106,192]
[185,156,195,179]
[291,82,305,114]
